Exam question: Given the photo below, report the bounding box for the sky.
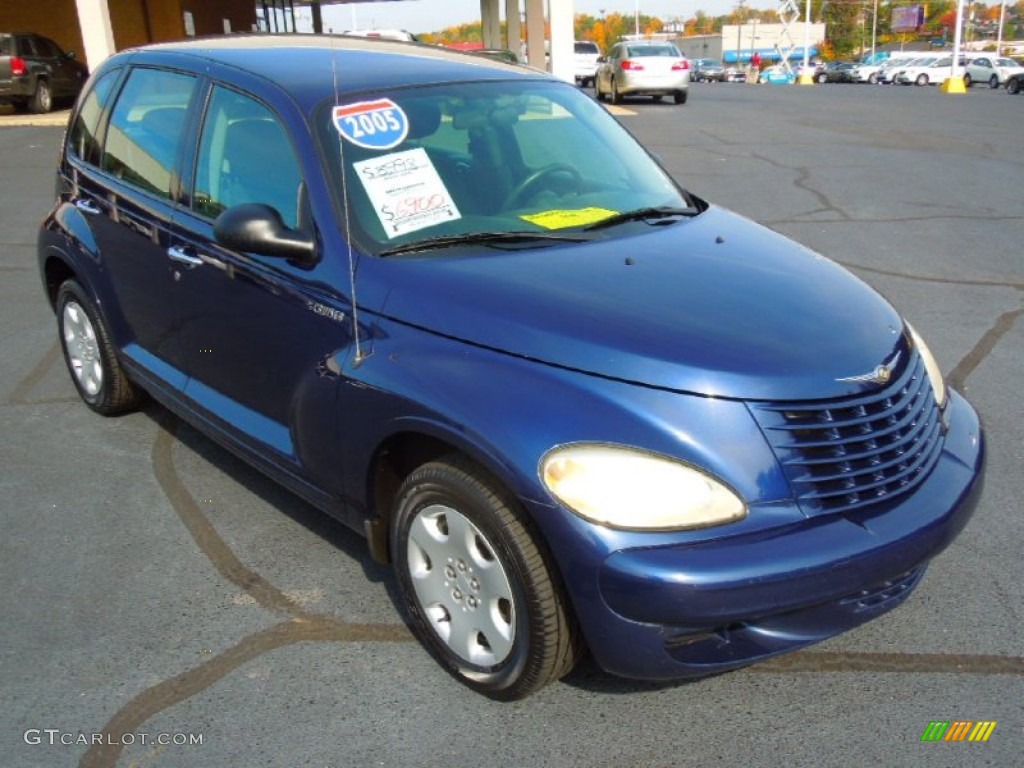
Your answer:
[312,1,772,35]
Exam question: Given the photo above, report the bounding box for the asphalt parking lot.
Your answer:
[2,82,1022,768]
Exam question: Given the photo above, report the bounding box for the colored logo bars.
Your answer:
[921,721,997,742]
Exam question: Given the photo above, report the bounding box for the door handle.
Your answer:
[73,198,102,215]
[166,245,204,268]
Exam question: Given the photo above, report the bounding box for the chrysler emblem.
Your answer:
[837,351,901,386]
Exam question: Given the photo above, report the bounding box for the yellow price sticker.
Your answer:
[520,207,619,230]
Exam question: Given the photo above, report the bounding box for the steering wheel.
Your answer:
[504,164,583,208]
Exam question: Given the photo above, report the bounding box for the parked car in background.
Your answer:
[469,48,521,65]
[573,40,601,86]
[878,56,926,84]
[723,67,747,82]
[594,40,690,103]
[815,61,857,83]
[692,58,726,82]
[39,34,984,701]
[850,61,883,83]
[1006,71,1024,94]
[0,31,88,113]
[896,55,967,86]
[759,64,795,84]
[964,55,1024,88]
[342,29,420,42]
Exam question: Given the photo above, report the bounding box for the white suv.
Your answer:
[573,40,600,87]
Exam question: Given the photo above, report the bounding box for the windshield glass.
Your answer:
[315,79,691,256]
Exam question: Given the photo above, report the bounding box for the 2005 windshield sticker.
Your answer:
[353,148,462,238]
[333,99,409,150]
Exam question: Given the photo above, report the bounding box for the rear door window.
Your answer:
[101,68,197,199]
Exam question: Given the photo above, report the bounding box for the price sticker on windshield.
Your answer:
[333,99,409,150]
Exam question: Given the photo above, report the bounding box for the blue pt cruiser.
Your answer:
[37,36,985,699]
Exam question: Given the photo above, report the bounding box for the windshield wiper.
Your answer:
[583,206,697,231]
[379,230,589,257]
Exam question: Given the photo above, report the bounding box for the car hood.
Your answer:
[361,206,905,401]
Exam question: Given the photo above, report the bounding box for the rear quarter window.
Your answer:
[68,69,121,165]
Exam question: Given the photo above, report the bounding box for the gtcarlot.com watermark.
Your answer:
[24,729,203,747]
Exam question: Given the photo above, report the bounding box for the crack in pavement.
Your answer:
[948,308,1024,393]
[79,617,412,768]
[836,261,1024,291]
[6,340,61,405]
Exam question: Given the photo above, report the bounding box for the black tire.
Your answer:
[963,73,972,88]
[29,79,52,114]
[674,89,688,104]
[391,456,579,700]
[915,74,928,86]
[1008,78,1021,95]
[868,72,878,84]
[56,280,143,415]
[593,77,604,101]
[989,74,999,89]
[816,73,828,84]
[610,77,623,104]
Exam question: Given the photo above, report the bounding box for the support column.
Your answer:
[525,0,544,69]
[75,0,116,71]
[311,0,323,34]
[548,0,574,82]
[480,0,502,49]
[505,0,521,55]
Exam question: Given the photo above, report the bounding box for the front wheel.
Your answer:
[963,73,972,87]
[391,456,579,700]
[57,280,143,415]
[816,73,828,84]
[868,72,879,84]
[916,74,928,86]
[989,74,999,89]
[1008,78,1021,95]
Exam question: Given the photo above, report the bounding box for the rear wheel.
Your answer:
[989,74,999,89]
[915,74,928,86]
[391,456,579,700]
[816,72,828,84]
[674,89,688,104]
[610,77,623,104]
[57,280,143,415]
[963,73,972,87]
[29,79,52,114]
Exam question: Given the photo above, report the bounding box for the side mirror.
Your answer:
[214,203,316,263]
[597,56,607,64]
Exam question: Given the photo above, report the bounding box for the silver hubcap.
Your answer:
[407,504,515,666]
[62,301,103,396]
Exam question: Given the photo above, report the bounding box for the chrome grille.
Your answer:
[751,350,944,516]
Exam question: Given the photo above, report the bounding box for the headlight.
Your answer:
[908,324,947,409]
[540,444,747,531]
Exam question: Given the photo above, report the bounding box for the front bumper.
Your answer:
[573,391,985,680]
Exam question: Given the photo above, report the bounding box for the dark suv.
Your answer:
[1,32,88,113]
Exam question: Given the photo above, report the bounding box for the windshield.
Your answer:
[315,79,691,256]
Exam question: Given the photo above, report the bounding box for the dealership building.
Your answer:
[681,22,826,65]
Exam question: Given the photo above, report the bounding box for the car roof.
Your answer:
[117,34,544,109]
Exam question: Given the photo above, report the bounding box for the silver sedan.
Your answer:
[595,40,691,104]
